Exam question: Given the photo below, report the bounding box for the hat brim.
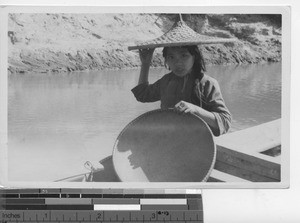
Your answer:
[128,38,236,50]
[128,20,236,51]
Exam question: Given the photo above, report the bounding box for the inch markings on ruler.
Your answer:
[0,189,203,222]
[0,210,203,222]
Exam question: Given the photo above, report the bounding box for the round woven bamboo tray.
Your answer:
[112,109,216,182]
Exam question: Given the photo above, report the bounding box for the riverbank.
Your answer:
[8,13,281,74]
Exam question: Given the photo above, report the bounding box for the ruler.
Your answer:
[0,189,203,223]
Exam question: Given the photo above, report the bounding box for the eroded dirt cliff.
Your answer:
[7,13,281,74]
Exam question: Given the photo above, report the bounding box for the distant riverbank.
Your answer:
[8,13,281,74]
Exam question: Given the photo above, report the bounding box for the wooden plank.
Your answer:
[214,161,280,182]
[215,119,281,154]
[216,145,281,180]
[208,169,251,182]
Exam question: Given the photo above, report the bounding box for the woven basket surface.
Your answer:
[128,21,235,50]
[112,109,216,182]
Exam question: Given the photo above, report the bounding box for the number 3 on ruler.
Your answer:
[151,213,156,219]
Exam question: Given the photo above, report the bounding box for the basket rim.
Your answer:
[112,108,217,182]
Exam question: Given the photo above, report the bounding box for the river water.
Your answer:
[8,63,281,181]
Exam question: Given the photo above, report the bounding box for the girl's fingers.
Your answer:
[175,101,197,115]
[139,48,154,63]
[175,102,187,113]
[140,48,154,54]
[177,101,185,109]
[184,108,191,113]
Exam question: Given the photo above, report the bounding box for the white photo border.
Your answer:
[0,5,290,189]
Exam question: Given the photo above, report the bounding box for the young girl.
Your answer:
[131,45,232,136]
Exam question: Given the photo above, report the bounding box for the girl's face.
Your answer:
[165,47,195,77]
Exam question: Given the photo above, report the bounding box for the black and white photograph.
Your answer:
[0,6,290,188]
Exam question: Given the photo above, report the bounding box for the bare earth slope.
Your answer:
[7,13,281,74]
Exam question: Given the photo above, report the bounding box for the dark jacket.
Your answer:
[131,72,232,136]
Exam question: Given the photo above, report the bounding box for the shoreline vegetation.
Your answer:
[8,13,281,74]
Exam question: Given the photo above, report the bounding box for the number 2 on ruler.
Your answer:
[96,213,101,221]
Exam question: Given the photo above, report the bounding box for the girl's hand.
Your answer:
[139,48,155,65]
[175,101,199,115]
[175,100,219,133]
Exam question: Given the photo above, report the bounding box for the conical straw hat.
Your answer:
[128,18,236,51]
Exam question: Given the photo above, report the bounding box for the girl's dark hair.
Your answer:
[162,45,206,79]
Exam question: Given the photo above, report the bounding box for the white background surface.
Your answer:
[0,0,299,222]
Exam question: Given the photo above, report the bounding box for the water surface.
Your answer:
[8,63,281,181]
